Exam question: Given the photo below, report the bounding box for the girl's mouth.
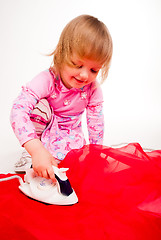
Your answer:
[74,77,85,84]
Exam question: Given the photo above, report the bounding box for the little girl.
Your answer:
[10,15,113,182]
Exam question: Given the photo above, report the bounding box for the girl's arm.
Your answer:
[10,71,57,180]
[10,71,54,146]
[86,84,104,144]
[86,103,104,144]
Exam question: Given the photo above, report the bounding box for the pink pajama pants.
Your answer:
[30,98,52,138]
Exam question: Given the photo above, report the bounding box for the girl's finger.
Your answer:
[41,170,48,179]
[47,167,56,182]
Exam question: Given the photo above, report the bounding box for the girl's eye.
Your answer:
[72,61,82,68]
[91,69,98,73]
[74,64,82,68]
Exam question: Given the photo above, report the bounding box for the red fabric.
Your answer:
[0,143,161,240]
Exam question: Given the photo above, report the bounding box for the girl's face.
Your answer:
[60,54,102,89]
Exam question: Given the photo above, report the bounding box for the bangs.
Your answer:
[72,25,112,66]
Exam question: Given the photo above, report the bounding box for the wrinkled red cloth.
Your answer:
[0,143,161,240]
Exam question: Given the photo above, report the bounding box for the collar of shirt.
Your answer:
[49,68,88,93]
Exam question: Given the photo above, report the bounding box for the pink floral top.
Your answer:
[10,69,104,160]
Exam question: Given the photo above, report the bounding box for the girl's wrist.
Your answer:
[24,139,44,157]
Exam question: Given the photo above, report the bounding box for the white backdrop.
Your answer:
[0,0,161,172]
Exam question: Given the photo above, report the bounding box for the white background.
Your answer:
[0,0,161,173]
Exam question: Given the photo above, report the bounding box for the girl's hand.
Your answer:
[32,148,58,182]
[24,139,58,182]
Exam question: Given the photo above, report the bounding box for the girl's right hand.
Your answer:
[32,148,58,182]
[24,139,58,182]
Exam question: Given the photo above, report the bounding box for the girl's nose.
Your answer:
[79,68,88,80]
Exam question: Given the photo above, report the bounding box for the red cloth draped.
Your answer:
[0,143,161,240]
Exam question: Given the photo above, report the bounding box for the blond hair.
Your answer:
[50,15,113,82]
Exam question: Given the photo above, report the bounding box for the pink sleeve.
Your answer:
[86,84,104,144]
[10,71,54,146]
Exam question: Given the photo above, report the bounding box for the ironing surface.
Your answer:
[0,143,161,240]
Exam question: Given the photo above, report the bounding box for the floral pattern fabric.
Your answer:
[10,69,104,160]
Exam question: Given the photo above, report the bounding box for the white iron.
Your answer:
[0,166,78,205]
